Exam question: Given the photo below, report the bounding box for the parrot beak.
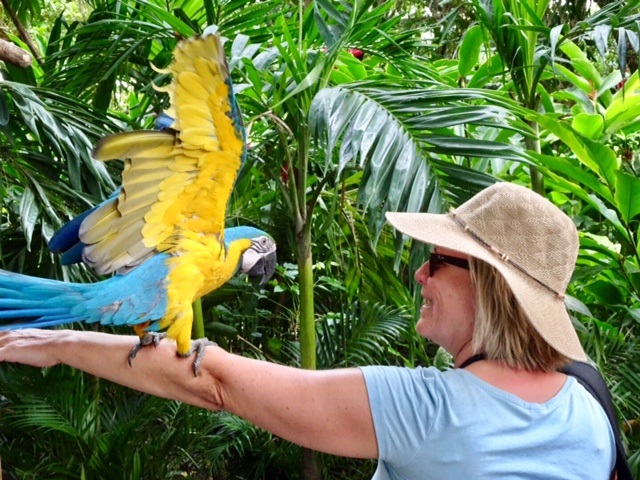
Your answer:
[246,249,277,285]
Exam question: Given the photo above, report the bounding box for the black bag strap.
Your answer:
[559,361,634,480]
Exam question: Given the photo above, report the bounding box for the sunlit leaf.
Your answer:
[572,112,604,139]
[615,171,640,223]
[458,25,483,77]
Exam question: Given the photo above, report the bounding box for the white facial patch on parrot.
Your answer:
[241,236,276,273]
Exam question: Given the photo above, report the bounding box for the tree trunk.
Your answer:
[302,447,321,480]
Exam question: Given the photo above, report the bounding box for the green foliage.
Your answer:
[2,0,640,477]
[1,364,215,479]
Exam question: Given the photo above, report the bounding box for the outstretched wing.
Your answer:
[72,33,245,275]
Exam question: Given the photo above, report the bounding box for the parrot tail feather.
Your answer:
[0,308,70,319]
[0,316,85,330]
[0,270,91,330]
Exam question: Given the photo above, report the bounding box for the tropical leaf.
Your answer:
[310,82,528,237]
[317,301,411,369]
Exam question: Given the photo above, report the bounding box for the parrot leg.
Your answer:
[178,338,218,376]
[128,332,167,367]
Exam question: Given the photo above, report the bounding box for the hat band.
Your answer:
[449,208,565,300]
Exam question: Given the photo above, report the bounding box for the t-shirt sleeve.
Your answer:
[360,365,441,467]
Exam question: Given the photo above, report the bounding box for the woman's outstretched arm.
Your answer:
[0,329,378,459]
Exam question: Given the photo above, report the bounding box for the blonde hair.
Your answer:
[470,258,570,372]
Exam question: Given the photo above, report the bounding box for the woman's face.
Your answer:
[414,247,475,357]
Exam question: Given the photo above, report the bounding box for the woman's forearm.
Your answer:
[0,329,378,458]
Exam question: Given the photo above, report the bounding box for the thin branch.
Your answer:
[0,0,43,67]
[0,38,32,67]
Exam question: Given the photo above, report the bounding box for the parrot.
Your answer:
[0,30,277,374]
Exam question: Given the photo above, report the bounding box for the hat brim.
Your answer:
[386,211,586,362]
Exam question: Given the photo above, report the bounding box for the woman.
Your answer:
[0,182,615,478]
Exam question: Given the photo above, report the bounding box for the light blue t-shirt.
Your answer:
[360,366,615,479]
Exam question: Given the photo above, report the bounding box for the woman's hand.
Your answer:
[0,329,63,367]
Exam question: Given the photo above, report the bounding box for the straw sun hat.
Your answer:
[385,182,586,362]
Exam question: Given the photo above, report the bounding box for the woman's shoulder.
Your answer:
[463,361,569,403]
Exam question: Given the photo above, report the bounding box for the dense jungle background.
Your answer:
[1,0,639,478]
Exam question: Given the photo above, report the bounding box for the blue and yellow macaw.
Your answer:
[0,31,276,373]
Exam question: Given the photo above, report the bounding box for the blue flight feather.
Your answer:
[48,189,121,264]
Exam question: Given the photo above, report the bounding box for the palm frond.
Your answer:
[310,82,527,238]
[317,301,412,368]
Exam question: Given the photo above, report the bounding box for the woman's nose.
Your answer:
[415,261,430,285]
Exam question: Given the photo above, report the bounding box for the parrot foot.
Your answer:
[128,332,167,367]
[177,338,218,376]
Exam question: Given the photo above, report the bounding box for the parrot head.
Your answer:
[225,227,277,285]
[242,235,277,285]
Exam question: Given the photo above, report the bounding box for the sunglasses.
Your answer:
[429,252,470,277]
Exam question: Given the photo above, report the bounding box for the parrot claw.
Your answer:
[177,338,217,376]
[128,332,167,367]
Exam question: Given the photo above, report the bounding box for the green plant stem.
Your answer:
[526,120,544,194]
[297,235,316,370]
[192,298,205,340]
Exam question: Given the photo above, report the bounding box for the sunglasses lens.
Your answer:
[429,254,440,277]
[428,253,470,277]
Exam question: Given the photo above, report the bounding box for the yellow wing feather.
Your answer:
[78,33,245,276]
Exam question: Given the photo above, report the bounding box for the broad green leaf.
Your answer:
[19,187,40,248]
[614,171,640,223]
[553,63,592,94]
[594,24,612,59]
[597,70,622,98]
[586,279,624,305]
[533,166,628,241]
[458,25,483,77]
[329,52,368,84]
[571,112,603,139]
[534,113,618,188]
[565,294,593,317]
[558,40,603,87]
[621,119,640,136]
[611,69,640,103]
[529,152,613,204]
[581,232,620,259]
[467,54,504,88]
[586,192,628,242]
[604,93,640,133]
[549,24,563,67]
